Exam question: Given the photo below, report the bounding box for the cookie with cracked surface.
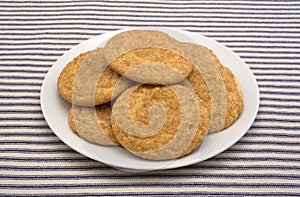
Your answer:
[178,43,227,133]
[68,103,119,146]
[104,30,179,64]
[57,48,132,106]
[109,47,193,85]
[181,44,243,133]
[111,84,209,160]
[206,48,244,130]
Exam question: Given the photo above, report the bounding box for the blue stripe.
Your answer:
[259,84,300,89]
[0,82,42,86]
[256,78,300,82]
[0,117,45,121]
[0,64,52,68]
[215,35,300,39]
[0,140,64,145]
[4,4,297,11]
[259,104,300,109]
[0,89,40,93]
[0,125,49,129]
[250,125,300,131]
[2,8,298,15]
[258,110,300,116]
[0,110,42,114]
[0,53,61,57]
[0,132,53,136]
[242,56,300,60]
[0,69,47,74]
[259,91,300,95]
[2,24,300,30]
[0,1,299,7]
[227,148,300,154]
[251,67,300,70]
[0,42,75,47]
[2,19,300,25]
[0,173,299,180]
[260,97,300,102]
[214,156,300,162]
[0,192,299,197]
[0,57,55,62]
[3,16,300,24]
[0,4,299,11]
[0,149,76,154]
[0,138,298,147]
[255,118,300,123]
[2,5,298,16]
[246,132,300,138]
[0,29,299,37]
[227,44,300,49]
[238,140,300,146]
[0,164,298,171]
[0,182,298,189]
[1,147,299,155]
[0,76,44,80]
[0,47,70,51]
[0,154,299,163]
[0,157,91,162]
[0,95,40,99]
[248,62,300,65]
[1,13,300,21]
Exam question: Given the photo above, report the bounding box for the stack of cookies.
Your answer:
[57,30,243,160]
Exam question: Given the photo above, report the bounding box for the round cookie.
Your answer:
[177,43,227,133]
[111,84,210,160]
[57,48,132,106]
[206,48,244,130]
[109,47,193,85]
[68,103,119,146]
[104,30,179,64]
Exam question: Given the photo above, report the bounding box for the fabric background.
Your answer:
[0,0,299,196]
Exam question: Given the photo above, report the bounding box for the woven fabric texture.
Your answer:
[0,0,299,196]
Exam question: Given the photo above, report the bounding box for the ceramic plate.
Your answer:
[41,27,259,171]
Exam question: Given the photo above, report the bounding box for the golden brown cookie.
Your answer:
[104,30,179,64]
[177,43,226,133]
[111,84,209,160]
[182,45,243,133]
[57,48,132,106]
[206,48,244,130]
[109,47,193,85]
[68,103,119,146]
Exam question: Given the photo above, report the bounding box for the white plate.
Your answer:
[41,27,259,171]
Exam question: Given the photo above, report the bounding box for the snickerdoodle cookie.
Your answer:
[111,84,210,160]
[69,103,119,146]
[109,47,193,84]
[57,48,132,106]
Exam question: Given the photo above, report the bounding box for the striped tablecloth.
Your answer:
[1,0,300,196]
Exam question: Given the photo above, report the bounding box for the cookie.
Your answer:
[111,84,209,160]
[68,103,119,146]
[177,43,227,133]
[109,47,193,85]
[104,30,178,64]
[206,48,244,130]
[57,48,132,106]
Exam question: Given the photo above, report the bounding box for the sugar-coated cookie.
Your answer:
[111,84,209,160]
[177,43,226,133]
[57,48,132,106]
[104,30,178,64]
[206,48,244,130]
[68,103,119,146]
[109,47,193,85]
